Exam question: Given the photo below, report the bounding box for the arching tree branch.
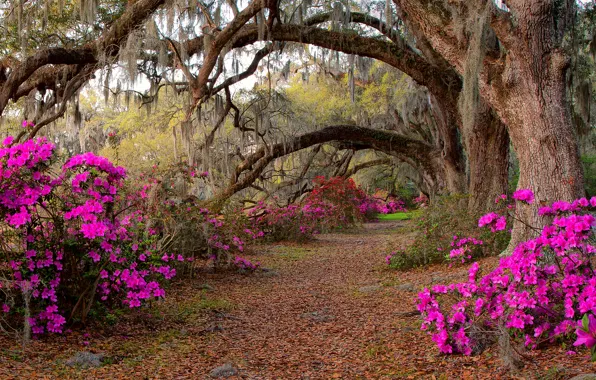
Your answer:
[210,125,443,204]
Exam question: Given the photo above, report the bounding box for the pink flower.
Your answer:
[495,216,507,231]
[478,212,498,228]
[512,189,534,204]
[88,250,101,263]
[7,207,31,228]
[574,314,596,348]
[80,222,109,239]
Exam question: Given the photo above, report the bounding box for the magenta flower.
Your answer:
[512,189,534,204]
[574,314,596,349]
[495,216,507,231]
[478,212,498,227]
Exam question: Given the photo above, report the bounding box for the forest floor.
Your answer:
[1,220,596,379]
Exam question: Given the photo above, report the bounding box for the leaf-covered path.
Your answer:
[1,221,595,378]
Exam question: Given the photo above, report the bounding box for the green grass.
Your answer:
[377,210,421,221]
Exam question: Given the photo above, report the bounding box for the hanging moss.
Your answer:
[385,0,392,29]
[122,31,141,84]
[457,2,492,146]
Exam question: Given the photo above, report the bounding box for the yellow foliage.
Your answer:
[285,74,355,124]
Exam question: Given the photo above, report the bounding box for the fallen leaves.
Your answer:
[0,221,595,378]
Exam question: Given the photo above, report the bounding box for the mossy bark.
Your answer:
[396,0,584,246]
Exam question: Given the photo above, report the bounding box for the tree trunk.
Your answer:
[395,0,584,247]
[493,56,584,251]
[433,100,467,195]
[488,1,584,251]
[467,104,509,213]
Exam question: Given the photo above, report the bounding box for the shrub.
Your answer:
[203,208,264,269]
[387,195,509,270]
[360,191,407,220]
[308,176,369,224]
[248,176,394,242]
[0,136,177,338]
[248,200,336,242]
[417,191,596,364]
[136,166,265,271]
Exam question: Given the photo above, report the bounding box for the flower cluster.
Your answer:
[575,314,596,360]
[233,256,260,271]
[477,212,507,232]
[418,189,596,359]
[413,194,429,208]
[385,250,405,265]
[21,120,35,129]
[447,236,484,264]
[511,189,534,204]
[0,133,177,335]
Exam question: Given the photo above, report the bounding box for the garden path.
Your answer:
[1,221,593,378]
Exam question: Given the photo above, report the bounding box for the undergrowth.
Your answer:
[387,195,509,270]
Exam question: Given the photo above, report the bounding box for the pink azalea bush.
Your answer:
[418,190,596,361]
[0,135,177,336]
[134,163,265,271]
[359,196,407,220]
[447,236,484,264]
[151,194,264,270]
[203,209,265,269]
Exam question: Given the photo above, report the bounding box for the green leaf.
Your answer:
[583,314,590,331]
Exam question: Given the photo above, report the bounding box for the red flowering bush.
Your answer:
[306,176,405,222]
[307,176,369,223]
[418,190,596,363]
[249,176,384,242]
[248,200,336,242]
[0,135,177,338]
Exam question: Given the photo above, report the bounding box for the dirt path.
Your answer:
[1,221,594,379]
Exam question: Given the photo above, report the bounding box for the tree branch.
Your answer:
[0,0,166,117]
[210,125,442,204]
